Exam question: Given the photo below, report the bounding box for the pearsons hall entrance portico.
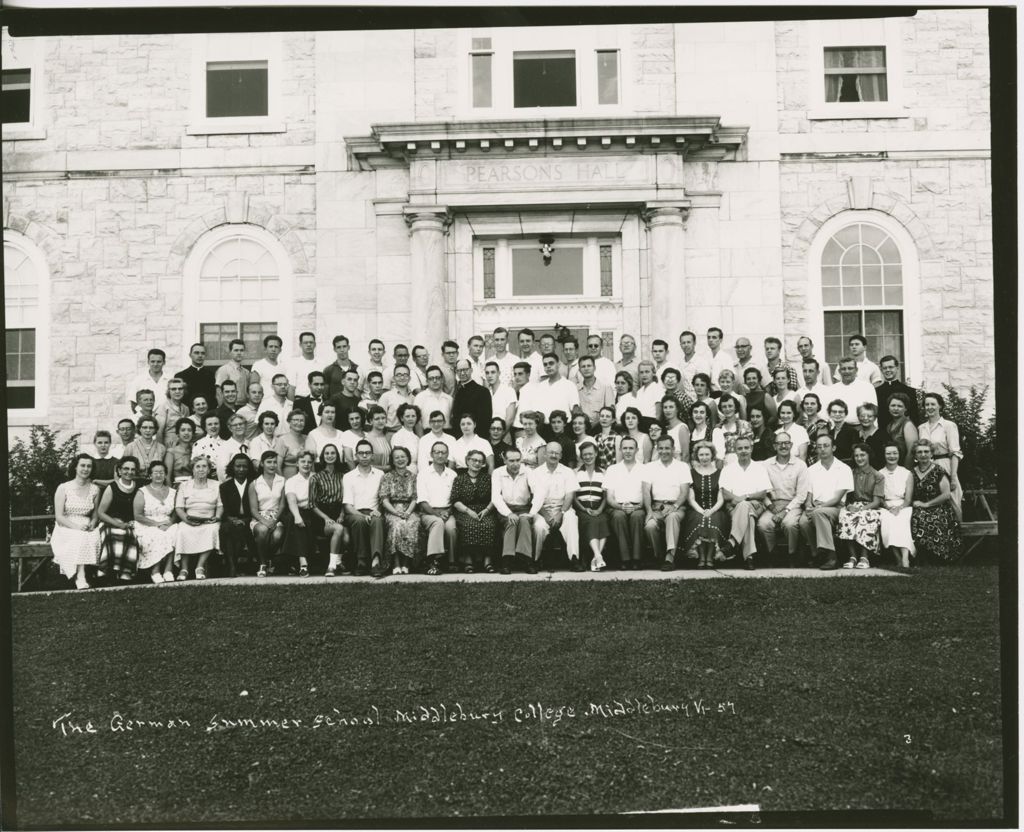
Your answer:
[347,117,748,358]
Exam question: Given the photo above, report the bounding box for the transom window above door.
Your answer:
[475,237,619,301]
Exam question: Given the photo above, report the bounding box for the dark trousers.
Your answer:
[609,508,644,563]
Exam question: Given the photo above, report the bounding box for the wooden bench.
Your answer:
[959,489,999,561]
[11,541,54,592]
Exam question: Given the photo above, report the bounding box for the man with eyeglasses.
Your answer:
[585,334,617,387]
[439,340,460,395]
[615,333,641,387]
[342,440,385,576]
[757,430,808,566]
[417,441,458,574]
[414,367,454,434]
[732,337,765,395]
[383,343,420,392]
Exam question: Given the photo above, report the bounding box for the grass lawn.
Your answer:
[11,565,1004,825]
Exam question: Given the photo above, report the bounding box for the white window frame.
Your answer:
[457,26,630,118]
[473,235,621,304]
[1,34,46,141]
[186,33,285,135]
[3,230,50,422]
[181,224,294,360]
[806,18,909,121]
[806,210,921,383]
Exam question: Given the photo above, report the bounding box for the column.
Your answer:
[642,201,690,344]
[403,205,452,353]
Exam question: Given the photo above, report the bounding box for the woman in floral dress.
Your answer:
[837,444,884,569]
[133,459,177,583]
[681,441,729,567]
[379,446,420,574]
[717,394,753,466]
[450,450,497,573]
[909,438,962,562]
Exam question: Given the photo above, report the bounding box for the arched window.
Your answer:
[3,230,49,416]
[808,212,920,383]
[182,225,292,365]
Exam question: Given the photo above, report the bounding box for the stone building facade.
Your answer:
[2,11,993,439]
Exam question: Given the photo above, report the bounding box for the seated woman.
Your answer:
[283,450,317,577]
[775,401,810,462]
[51,453,102,590]
[310,443,348,577]
[97,456,141,582]
[619,406,653,463]
[164,418,196,485]
[546,410,577,468]
[133,460,177,583]
[173,455,222,581]
[219,453,255,577]
[878,440,915,569]
[613,371,640,420]
[574,441,610,572]
[836,443,884,569]
[688,401,726,463]
[248,450,286,578]
[660,398,691,463]
[917,393,963,519]
[681,440,729,567]
[909,438,962,562]
[124,416,166,485]
[450,449,497,573]
[488,416,514,467]
[515,411,548,469]
[717,394,753,466]
[88,430,119,487]
[379,446,420,576]
[452,413,494,473]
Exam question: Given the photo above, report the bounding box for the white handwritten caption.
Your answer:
[51,696,737,736]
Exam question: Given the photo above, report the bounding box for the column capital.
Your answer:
[403,204,453,233]
[642,201,691,229]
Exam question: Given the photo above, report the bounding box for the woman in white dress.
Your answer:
[515,411,548,469]
[338,408,367,469]
[660,397,691,463]
[878,440,915,568]
[775,400,810,462]
[451,414,494,473]
[391,403,421,475]
[51,453,102,590]
[173,455,222,581]
[304,403,343,457]
[688,401,726,463]
[133,459,177,583]
[613,372,640,420]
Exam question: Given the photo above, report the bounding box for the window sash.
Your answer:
[596,50,619,106]
[1,68,31,125]
[205,60,269,119]
[199,321,277,364]
[479,237,618,301]
[512,50,577,108]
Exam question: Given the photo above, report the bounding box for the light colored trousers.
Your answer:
[757,500,803,553]
[421,512,457,561]
[500,506,534,559]
[533,505,579,559]
[644,503,686,557]
[729,500,766,557]
[799,505,841,553]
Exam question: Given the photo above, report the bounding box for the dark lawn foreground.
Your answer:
[11,566,1003,826]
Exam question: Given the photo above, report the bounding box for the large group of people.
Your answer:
[50,327,965,588]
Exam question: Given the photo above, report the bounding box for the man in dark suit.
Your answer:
[451,359,492,437]
[875,355,919,432]
[219,453,254,576]
[294,371,327,435]
[824,398,859,467]
[174,342,219,410]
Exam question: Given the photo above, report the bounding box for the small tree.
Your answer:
[8,426,81,518]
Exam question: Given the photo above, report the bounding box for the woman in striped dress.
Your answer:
[311,443,348,574]
[574,441,609,572]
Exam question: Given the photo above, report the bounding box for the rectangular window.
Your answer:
[482,246,496,299]
[824,311,903,373]
[206,60,269,118]
[599,244,613,296]
[6,328,36,409]
[511,246,583,296]
[200,321,276,365]
[824,47,887,103]
[513,50,576,108]
[596,50,619,105]
[2,69,31,124]
[471,38,493,109]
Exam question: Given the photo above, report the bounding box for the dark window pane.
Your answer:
[512,246,583,295]
[596,50,619,105]
[482,247,496,299]
[6,385,35,409]
[21,328,35,351]
[513,51,576,108]
[240,322,277,358]
[199,322,239,363]
[599,244,613,296]
[472,54,492,108]
[206,61,268,118]
[1,68,31,124]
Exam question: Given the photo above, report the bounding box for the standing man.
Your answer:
[533,353,580,423]
[364,338,389,394]
[414,366,454,433]
[719,436,772,570]
[236,382,266,440]
[604,436,646,569]
[650,339,678,382]
[175,343,218,411]
[359,371,386,411]
[383,344,418,392]
[379,365,416,433]
[706,327,735,392]
[439,340,461,395]
[293,371,327,436]
[327,369,363,428]
[484,361,517,434]
[576,355,615,425]
[290,332,322,399]
[795,359,829,404]
[585,333,617,387]
[764,337,799,393]
[215,380,243,440]
[417,442,458,574]
[517,329,545,379]
[757,431,808,566]
[561,336,581,384]
[409,345,431,392]
[678,330,710,387]
[642,435,692,570]
[615,333,640,387]
[264,374,295,436]
[799,434,854,570]
[835,334,882,386]
[452,359,492,436]
[490,327,519,387]
[833,357,878,424]
[323,334,360,400]
[466,335,487,385]
[342,440,385,576]
[491,447,534,574]
[215,339,251,406]
[796,336,832,386]
[876,355,919,431]
[732,337,764,392]
[528,442,580,572]
[509,362,539,433]
[251,335,291,398]
[126,348,170,411]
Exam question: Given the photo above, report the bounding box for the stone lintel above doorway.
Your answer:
[345,116,749,171]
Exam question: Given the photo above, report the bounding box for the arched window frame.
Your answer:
[181,224,293,365]
[3,229,50,422]
[806,209,921,384]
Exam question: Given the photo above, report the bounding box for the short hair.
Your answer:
[490,416,507,431]
[442,340,459,353]
[838,355,857,368]
[691,372,712,389]
[94,429,112,441]
[174,417,194,435]
[167,377,185,389]
[220,379,237,390]
[578,355,595,368]
[390,445,412,466]
[397,402,421,423]
[271,373,288,384]
[620,435,639,448]
[465,449,487,464]
[307,370,325,385]
[355,439,374,454]
[286,409,307,425]
[299,331,316,343]
[652,338,668,350]
[880,354,900,366]
[425,365,443,379]
[366,370,383,383]
[848,334,867,347]
[333,335,350,347]
[258,410,280,426]
[146,459,168,476]
[548,410,568,424]
[428,410,446,423]
[660,367,681,383]
[513,361,532,376]
[392,364,411,376]
[746,404,768,422]
[539,334,556,345]
[258,450,279,469]
[484,360,499,371]
[136,388,155,401]
[881,440,902,455]
[801,357,820,370]
[430,440,450,454]
[117,455,141,473]
[468,335,484,346]
[136,415,159,431]
[679,330,696,343]
[743,367,763,381]
[412,345,427,357]
[147,348,166,361]
[850,442,873,462]
[189,342,205,353]
[518,327,535,340]
[369,338,385,350]
[619,406,642,428]
[764,336,782,348]
[771,366,789,379]
[562,335,578,348]
[707,327,723,338]
[777,400,798,418]
[458,412,478,426]
[203,413,222,429]
[69,453,94,477]
[117,418,135,429]
[888,392,911,410]
[690,439,717,460]
[263,335,283,348]
[614,371,634,391]
[801,392,822,411]
[856,403,878,416]
[815,433,835,447]
[296,450,317,466]
[493,326,508,337]
[228,338,245,351]
[718,394,739,413]
[227,453,254,478]
[503,446,522,459]
[364,405,386,421]
[638,359,656,372]
[227,412,246,426]
[393,343,409,355]
[913,438,935,453]
[343,368,359,380]
[656,434,675,448]
[689,400,711,421]
[772,429,794,445]
[519,410,543,426]
[541,352,559,364]
[827,399,849,414]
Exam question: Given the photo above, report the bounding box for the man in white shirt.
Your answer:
[342,439,385,575]
[706,327,736,392]
[484,361,517,432]
[527,442,580,570]
[466,335,487,385]
[264,374,295,436]
[125,348,170,411]
[604,435,646,568]
[491,447,534,572]
[719,436,772,569]
[510,362,540,432]
[584,334,617,387]
[215,339,251,406]
[533,352,580,422]
[409,345,431,392]
[363,339,390,395]
[642,435,692,569]
[516,329,545,379]
[290,332,322,399]
[833,357,878,425]
[796,335,832,387]
[216,413,251,482]
[795,358,829,405]
[633,360,665,427]
[414,366,454,433]
[757,431,808,565]
[615,333,640,387]
[490,327,519,387]
[732,337,765,393]
[799,433,854,570]
[834,334,882,386]
[380,364,416,432]
[417,441,458,573]
[678,330,711,387]
[650,339,679,385]
[234,382,266,440]
[382,344,420,392]
[251,335,292,398]
[561,336,581,384]
[416,411,457,472]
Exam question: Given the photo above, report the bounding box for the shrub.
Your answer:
[8,425,81,519]
[916,385,996,490]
